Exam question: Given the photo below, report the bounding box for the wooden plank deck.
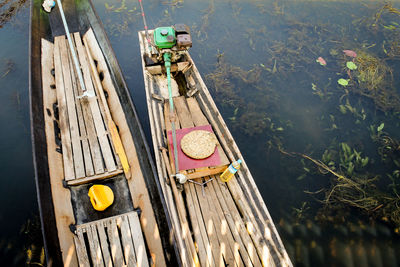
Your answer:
[162,96,265,267]
[52,33,124,185]
[73,211,150,267]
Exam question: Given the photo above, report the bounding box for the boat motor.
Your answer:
[144,24,192,66]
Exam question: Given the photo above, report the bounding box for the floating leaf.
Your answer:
[343,50,357,58]
[311,83,317,91]
[338,78,349,86]
[316,57,327,66]
[377,123,385,132]
[346,61,357,70]
[339,105,347,114]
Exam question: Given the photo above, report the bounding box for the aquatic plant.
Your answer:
[0,0,27,28]
[0,58,14,78]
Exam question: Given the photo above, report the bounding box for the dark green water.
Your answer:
[2,0,400,266]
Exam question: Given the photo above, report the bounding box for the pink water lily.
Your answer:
[316,57,327,66]
[343,50,357,58]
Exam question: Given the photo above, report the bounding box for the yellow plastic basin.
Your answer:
[88,185,114,211]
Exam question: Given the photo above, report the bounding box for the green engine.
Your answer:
[153,27,176,49]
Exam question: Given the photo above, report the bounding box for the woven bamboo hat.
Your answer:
[181,130,218,159]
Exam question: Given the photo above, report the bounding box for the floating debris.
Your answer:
[316,56,327,66]
[343,50,357,58]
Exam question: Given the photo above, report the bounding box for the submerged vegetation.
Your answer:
[0,0,27,28]
[198,1,400,231]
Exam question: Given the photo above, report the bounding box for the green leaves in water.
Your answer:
[338,78,349,86]
[377,122,385,132]
[346,61,358,70]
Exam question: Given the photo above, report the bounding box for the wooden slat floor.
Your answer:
[73,211,150,267]
[164,96,263,267]
[50,32,124,185]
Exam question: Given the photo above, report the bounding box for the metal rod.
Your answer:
[164,53,180,174]
[55,0,87,94]
[138,0,154,50]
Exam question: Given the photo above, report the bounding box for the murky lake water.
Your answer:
[2,0,400,265]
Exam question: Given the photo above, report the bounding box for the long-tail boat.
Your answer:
[138,27,292,267]
[30,0,175,265]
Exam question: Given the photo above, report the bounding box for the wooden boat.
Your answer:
[139,29,293,267]
[30,0,176,266]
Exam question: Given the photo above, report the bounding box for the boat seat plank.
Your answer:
[74,32,117,174]
[74,229,90,267]
[58,37,86,179]
[108,219,124,266]
[118,216,137,267]
[86,224,104,267]
[74,211,150,267]
[73,33,105,175]
[96,222,113,267]
[67,34,95,177]
[127,212,150,267]
[54,36,75,180]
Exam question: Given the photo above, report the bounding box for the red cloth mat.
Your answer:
[167,125,221,171]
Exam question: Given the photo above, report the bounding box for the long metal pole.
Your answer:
[138,0,154,51]
[55,0,87,94]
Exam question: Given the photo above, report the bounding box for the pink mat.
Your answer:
[167,125,221,171]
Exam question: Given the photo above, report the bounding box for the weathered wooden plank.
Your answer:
[74,229,90,267]
[84,40,129,178]
[212,179,262,267]
[91,224,105,267]
[73,33,105,175]
[85,224,104,267]
[58,37,86,179]
[107,219,124,266]
[185,182,215,267]
[68,33,95,177]
[54,36,75,180]
[186,97,208,126]
[193,179,223,266]
[217,177,269,266]
[74,32,116,173]
[118,216,137,267]
[67,169,123,186]
[173,96,194,128]
[207,178,250,267]
[202,178,237,267]
[96,222,113,267]
[127,212,150,267]
[43,38,78,265]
